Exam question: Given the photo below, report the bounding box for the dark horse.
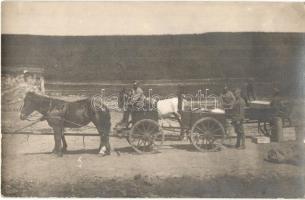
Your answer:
[20,92,111,157]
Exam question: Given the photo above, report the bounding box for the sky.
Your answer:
[2,2,305,35]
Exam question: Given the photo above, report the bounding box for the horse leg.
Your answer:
[98,121,111,155]
[62,134,67,152]
[52,133,57,153]
[94,127,111,155]
[98,134,103,152]
[53,126,63,157]
[101,134,111,155]
[104,130,111,155]
[92,116,111,155]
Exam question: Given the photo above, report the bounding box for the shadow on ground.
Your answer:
[23,147,163,156]
[169,144,198,152]
[113,146,162,156]
[23,148,99,155]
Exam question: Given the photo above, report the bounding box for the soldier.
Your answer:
[231,88,246,149]
[270,88,285,116]
[290,95,305,154]
[116,81,145,128]
[130,81,145,111]
[220,86,236,110]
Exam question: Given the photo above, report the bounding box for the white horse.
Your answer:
[154,97,186,128]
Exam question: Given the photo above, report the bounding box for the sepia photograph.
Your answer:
[1,1,305,197]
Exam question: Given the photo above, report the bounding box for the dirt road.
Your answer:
[1,110,305,197]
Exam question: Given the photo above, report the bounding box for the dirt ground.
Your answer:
[1,107,305,197]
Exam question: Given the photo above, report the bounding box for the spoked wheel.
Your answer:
[128,119,164,153]
[190,117,225,152]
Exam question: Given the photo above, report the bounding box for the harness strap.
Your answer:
[40,99,95,129]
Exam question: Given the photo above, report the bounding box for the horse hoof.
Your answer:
[55,150,63,157]
[99,146,107,154]
[98,151,111,157]
[98,152,105,156]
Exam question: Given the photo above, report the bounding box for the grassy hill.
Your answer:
[2,32,305,87]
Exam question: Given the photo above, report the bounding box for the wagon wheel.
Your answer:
[190,117,225,152]
[128,119,164,153]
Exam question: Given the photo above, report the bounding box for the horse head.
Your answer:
[20,92,37,120]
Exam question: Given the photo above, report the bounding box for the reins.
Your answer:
[11,94,101,148]
[12,117,44,133]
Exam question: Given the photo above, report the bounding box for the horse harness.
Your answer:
[41,99,88,128]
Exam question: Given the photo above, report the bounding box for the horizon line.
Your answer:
[2,31,305,37]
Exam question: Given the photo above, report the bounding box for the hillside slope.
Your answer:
[2,32,305,84]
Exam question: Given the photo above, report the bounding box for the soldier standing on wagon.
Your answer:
[130,81,145,111]
[116,81,145,128]
[232,88,246,149]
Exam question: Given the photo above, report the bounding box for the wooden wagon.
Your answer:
[114,98,292,153]
[113,106,227,153]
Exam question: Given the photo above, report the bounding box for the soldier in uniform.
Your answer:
[290,95,305,154]
[231,88,246,149]
[220,86,236,110]
[130,81,145,111]
[270,88,286,118]
[116,81,145,128]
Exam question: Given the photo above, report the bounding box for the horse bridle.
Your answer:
[20,97,54,121]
